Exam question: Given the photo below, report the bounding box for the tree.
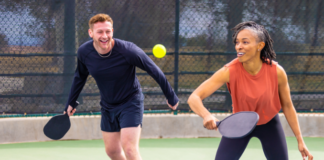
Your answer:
[0,0,76,112]
[0,0,179,113]
[74,0,177,48]
[0,33,9,51]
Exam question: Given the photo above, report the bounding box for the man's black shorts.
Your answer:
[101,93,144,132]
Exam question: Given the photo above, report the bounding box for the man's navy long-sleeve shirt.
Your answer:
[65,38,178,111]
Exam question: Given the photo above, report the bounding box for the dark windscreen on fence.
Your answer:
[0,0,323,114]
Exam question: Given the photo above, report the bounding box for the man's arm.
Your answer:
[127,44,179,107]
[64,52,89,113]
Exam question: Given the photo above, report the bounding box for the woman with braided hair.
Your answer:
[187,21,313,160]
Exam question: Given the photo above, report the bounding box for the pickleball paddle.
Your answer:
[43,102,79,140]
[216,111,259,139]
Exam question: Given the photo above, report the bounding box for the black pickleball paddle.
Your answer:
[43,102,79,140]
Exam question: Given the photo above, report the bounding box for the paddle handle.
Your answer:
[203,120,221,128]
[65,101,79,115]
[216,121,221,127]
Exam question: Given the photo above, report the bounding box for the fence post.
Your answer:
[173,0,180,115]
[62,0,76,104]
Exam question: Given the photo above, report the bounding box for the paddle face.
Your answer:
[43,114,71,140]
[216,111,259,139]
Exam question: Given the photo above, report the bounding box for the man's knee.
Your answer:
[122,142,139,156]
[105,147,123,158]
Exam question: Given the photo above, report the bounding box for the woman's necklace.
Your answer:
[98,42,112,58]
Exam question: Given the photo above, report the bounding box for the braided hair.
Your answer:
[232,21,276,65]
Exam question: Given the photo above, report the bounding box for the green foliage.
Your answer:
[0,33,8,46]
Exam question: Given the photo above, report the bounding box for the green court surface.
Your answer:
[0,137,323,160]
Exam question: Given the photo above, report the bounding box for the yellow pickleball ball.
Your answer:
[152,44,166,58]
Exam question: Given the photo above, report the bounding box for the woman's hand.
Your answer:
[298,142,313,160]
[203,114,218,130]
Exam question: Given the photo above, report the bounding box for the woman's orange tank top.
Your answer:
[225,58,281,125]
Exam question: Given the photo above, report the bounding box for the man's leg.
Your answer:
[120,125,142,160]
[102,131,126,160]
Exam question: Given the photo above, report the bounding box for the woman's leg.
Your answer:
[254,115,288,160]
[215,135,252,160]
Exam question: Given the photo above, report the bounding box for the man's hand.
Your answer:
[167,100,178,110]
[63,105,76,116]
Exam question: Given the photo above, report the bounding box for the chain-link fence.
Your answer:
[0,0,323,115]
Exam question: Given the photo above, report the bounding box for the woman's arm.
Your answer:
[187,66,229,130]
[277,65,313,160]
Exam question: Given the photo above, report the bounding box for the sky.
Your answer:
[0,10,41,46]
